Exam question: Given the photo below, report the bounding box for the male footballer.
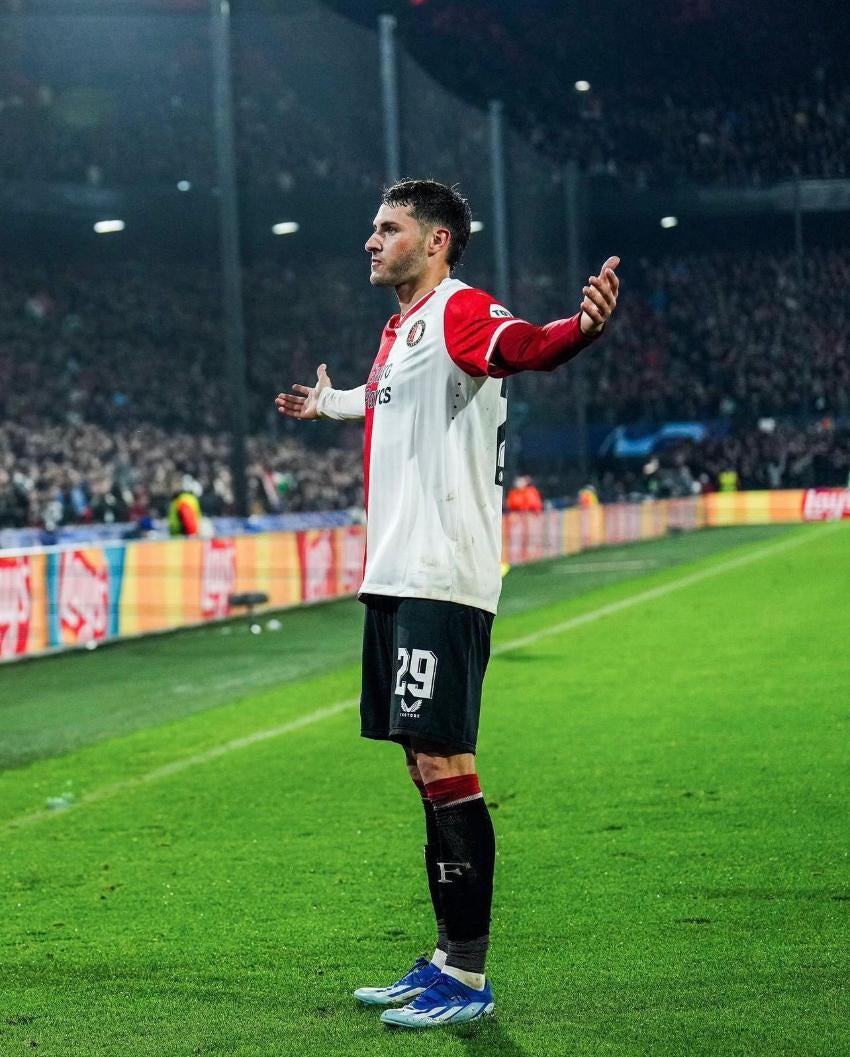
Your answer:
[276,178,619,1028]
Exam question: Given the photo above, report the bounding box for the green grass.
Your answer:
[0,524,797,769]
[1,523,848,1057]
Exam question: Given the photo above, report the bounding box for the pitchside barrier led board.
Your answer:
[0,489,846,663]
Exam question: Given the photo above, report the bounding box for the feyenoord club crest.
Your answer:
[407,319,426,347]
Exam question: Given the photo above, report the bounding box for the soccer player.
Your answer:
[275,179,619,1029]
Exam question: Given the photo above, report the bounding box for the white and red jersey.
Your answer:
[319,276,526,614]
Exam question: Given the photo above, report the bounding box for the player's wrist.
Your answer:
[315,386,331,418]
[579,312,605,339]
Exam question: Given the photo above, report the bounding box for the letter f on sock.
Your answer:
[437,861,470,884]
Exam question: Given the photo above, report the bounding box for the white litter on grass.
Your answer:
[46,793,76,811]
[249,624,262,635]
[266,619,282,631]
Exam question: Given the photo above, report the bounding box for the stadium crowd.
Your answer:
[2,76,846,193]
[2,416,847,530]
[2,241,849,528]
[4,248,848,437]
[530,84,850,189]
[0,10,847,192]
[563,248,850,425]
[590,421,850,504]
[2,3,848,529]
[0,420,364,530]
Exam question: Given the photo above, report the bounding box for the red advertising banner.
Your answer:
[201,538,237,619]
[58,549,109,644]
[503,512,528,565]
[335,525,366,596]
[603,502,643,545]
[542,510,563,559]
[297,529,337,602]
[1,489,839,664]
[0,555,32,659]
[801,488,850,521]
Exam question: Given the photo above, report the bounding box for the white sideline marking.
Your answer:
[3,525,839,832]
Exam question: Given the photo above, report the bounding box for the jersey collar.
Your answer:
[388,277,451,330]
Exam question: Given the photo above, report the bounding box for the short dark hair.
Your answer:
[382,178,472,270]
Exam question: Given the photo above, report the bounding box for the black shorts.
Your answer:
[359,594,495,755]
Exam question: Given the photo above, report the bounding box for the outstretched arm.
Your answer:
[492,256,620,374]
[275,364,366,422]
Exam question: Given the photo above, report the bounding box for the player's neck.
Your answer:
[395,268,450,318]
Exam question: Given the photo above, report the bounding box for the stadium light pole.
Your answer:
[488,99,511,308]
[793,165,809,418]
[210,0,249,518]
[488,98,522,490]
[564,159,589,485]
[378,14,402,183]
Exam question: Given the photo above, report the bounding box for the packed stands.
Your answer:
[2,245,848,527]
[4,249,848,438]
[0,6,847,191]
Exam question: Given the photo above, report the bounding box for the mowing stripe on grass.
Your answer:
[495,523,840,655]
[4,523,838,832]
[553,559,658,573]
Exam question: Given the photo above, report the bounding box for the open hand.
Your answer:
[580,256,620,336]
[275,363,331,421]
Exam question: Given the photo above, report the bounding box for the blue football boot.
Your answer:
[353,956,441,1006]
[380,971,495,1028]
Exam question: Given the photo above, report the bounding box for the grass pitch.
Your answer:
[1,523,848,1057]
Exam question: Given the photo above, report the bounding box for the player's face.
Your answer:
[365,204,428,287]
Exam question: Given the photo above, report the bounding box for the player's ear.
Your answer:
[429,226,451,258]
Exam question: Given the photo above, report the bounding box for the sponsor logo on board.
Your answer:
[59,550,109,643]
[0,556,31,658]
[201,539,237,619]
[801,488,850,521]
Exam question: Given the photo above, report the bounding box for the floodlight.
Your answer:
[660,216,678,229]
[272,222,300,235]
[470,220,484,233]
[574,80,591,92]
[93,220,125,234]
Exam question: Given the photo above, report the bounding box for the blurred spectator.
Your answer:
[168,475,202,537]
[506,475,544,513]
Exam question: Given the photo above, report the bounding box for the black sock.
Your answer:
[427,775,495,976]
[420,793,448,954]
